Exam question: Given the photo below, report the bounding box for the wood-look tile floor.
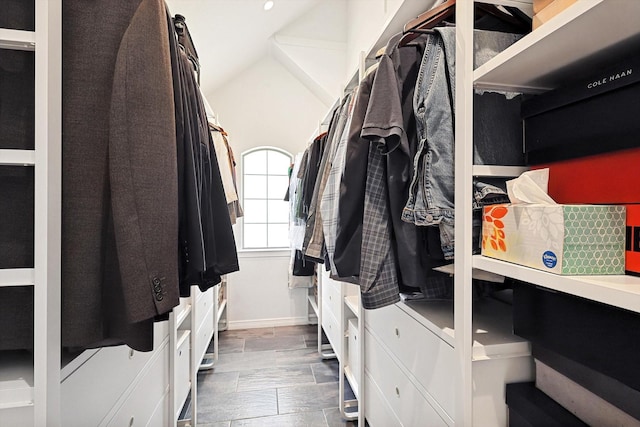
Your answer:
[196,325,359,427]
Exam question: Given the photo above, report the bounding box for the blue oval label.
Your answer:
[542,251,557,268]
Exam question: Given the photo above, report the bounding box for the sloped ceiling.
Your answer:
[165,0,348,102]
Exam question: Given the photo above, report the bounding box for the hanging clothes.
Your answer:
[360,33,450,301]
[333,66,377,281]
[168,10,239,296]
[62,0,179,351]
[320,91,357,276]
[302,95,352,263]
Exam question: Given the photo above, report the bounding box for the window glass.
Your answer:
[244,224,268,248]
[241,147,293,249]
[243,150,268,175]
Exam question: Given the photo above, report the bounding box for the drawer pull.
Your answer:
[395,386,400,397]
[395,328,399,337]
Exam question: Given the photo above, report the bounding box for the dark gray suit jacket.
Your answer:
[62,0,179,351]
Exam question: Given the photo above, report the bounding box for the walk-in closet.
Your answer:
[2,0,640,426]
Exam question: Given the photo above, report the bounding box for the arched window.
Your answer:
[241,147,293,249]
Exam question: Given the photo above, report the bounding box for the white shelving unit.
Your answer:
[453,0,640,425]
[318,270,361,422]
[0,1,61,425]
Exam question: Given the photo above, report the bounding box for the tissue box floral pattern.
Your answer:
[481,204,626,275]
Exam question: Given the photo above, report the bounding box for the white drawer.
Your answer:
[106,340,170,427]
[0,405,32,427]
[321,307,342,360]
[366,303,455,417]
[62,323,168,427]
[364,373,400,427]
[365,330,449,427]
[194,302,214,367]
[147,389,170,427]
[174,330,191,415]
[321,275,342,319]
[347,318,360,393]
[194,286,214,332]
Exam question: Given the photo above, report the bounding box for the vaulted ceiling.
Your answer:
[165,0,348,102]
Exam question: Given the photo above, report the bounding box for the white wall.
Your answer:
[345,0,404,78]
[206,55,327,329]
[226,252,310,329]
[207,55,327,155]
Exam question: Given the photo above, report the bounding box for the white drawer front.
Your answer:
[106,341,170,427]
[321,307,342,360]
[194,302,214,367]
[365,330,449,427]
[364,373,401,427]
[321,275,342,319]
[366,303,455,417]
[0,405,33,427]
[194,286,214,333]
[174,331,191,415]
[146,390,170,427]
[347,318,360,390]
[62,346,152,426]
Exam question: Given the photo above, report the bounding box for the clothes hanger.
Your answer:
[398,0,456,47]
[475,3,530,32]
[398,0,530,48]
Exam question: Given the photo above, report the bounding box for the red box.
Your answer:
[535,147,640,205]
[626,205,640,276]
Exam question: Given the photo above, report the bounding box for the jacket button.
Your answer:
[152,277,161,286]
[155,293,164,301]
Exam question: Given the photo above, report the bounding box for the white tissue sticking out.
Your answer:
[506,168,557,205]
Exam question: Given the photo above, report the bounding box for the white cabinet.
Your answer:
[318,269,361,422]
[364,299,533,427]
[462,1,640,424]
[171,284,220,425]
[0,0,61,424]
[61,322,170,427]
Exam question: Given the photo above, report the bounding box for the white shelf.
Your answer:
[473,255,640,315]
[344,295,360,319]
[0,269,35,287]
[344,365,359,400]
[474,0,640,93]
[0,29,36,51]
[216,298,227,324]
[397,298,530,360]
[0,150,36,166]
[433,263,505,284]
[0,352,34,408]
[308,294,319,317]
[176,303,192,329]
[472,165,527,178]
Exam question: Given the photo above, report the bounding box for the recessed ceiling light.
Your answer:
[264,0,274,11]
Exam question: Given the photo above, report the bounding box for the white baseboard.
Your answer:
[227,316,311,330]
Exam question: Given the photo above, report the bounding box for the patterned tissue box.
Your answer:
[482,204,626,275]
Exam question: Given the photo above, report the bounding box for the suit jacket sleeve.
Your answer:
[109,0,180,323]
